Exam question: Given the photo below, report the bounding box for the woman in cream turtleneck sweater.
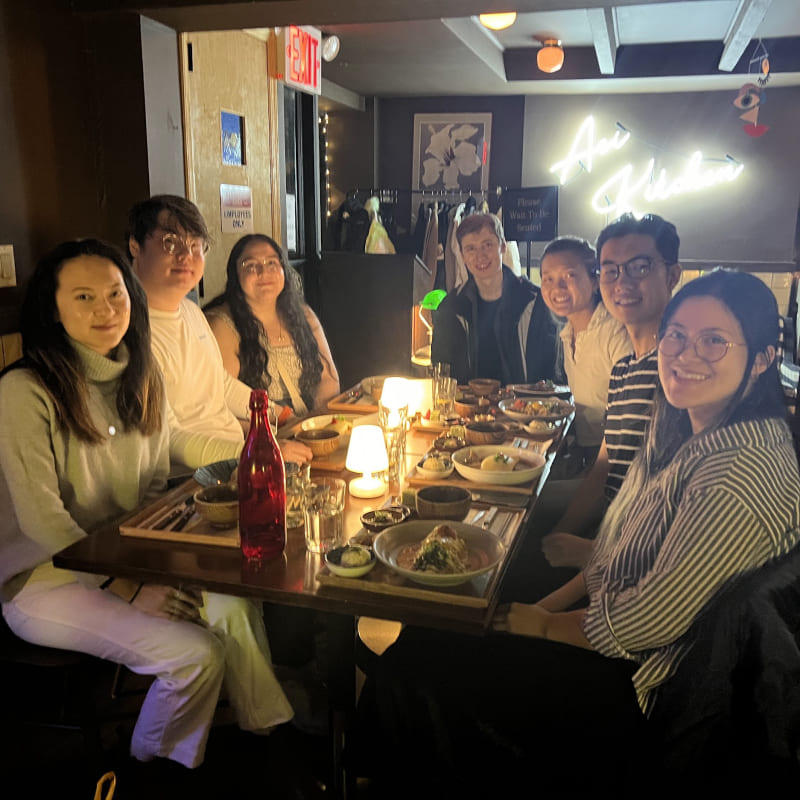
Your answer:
[0,239,292,770]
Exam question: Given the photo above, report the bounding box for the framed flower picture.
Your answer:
[412,113,492,193]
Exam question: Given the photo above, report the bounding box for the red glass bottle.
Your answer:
[238,390,286,561]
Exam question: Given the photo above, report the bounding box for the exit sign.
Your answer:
[273,25,321,95]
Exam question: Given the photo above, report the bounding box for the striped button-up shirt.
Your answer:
[583,417,800,715]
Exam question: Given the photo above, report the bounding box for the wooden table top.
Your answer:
[53,419,567,636]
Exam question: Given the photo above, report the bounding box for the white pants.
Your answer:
[2,572,293,768]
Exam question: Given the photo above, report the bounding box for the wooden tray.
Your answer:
[316,507,524,608]
[119,481,239,548]
[327,382,380,414]
[404,467,538,495]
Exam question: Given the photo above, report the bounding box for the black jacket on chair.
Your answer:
[430,267,559,386]
[649,545,800,785]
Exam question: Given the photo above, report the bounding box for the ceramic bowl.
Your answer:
[193,485,239,528]
[360,505,412,533]
[465,421,508,445]
[300,414,356,446]
[295,427,341,457]
[452,445,546,486]
[468,378,501,397]
[498,397,576,423]
[453,395,480,418]
[194,458,239,488]
[415,485,471,521]
[324,545,376,578]
[415,453,455,480]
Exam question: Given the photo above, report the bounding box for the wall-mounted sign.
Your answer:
[219,184,254,233]
[272,25,321,95]
[501,187,559,242]
[549,115,744,216]
[220,111,245,166]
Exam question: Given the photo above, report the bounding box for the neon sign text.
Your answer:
[549,116,630,185]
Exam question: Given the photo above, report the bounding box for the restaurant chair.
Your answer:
[648,546,800,790]
[0,612,108,758]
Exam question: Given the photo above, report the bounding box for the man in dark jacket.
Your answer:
[431,212,559,385]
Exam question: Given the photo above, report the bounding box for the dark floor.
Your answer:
[0,658,370,800]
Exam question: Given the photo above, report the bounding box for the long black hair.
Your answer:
[204,234,323,410]
[15,238,163,443]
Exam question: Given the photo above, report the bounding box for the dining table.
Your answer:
[53,382,573,799]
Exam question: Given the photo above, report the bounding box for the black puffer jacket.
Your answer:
[431,267,560,385]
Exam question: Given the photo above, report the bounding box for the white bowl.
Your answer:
[452,445,545,486]
[373,520,505,587]
[498,398,575,423]
[300,414,357,447]
[415,453,455,480]
[324,545,376,578]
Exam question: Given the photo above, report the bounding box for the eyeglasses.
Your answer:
[659,328,745,363]
[158,232,209,258]
[596,256,664,284]
[239,257,284,277]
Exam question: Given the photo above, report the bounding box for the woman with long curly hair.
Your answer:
[205,234,339,418]
[0,239,293,771]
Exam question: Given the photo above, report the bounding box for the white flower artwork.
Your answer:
[412,113,492,193]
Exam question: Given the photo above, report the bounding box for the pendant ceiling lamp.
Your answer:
[478,12,517,31]
[537,38,564,73]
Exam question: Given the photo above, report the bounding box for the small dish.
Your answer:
[193,485,239,528]
[299,414,356,446]
[415,453,455,480]
[324,545,376,578]
[465,421,507,445]
[523,419,562,441]
[415,485,471,521]
[432,434,466,453]
[468,378,501,397]
[194,458,239,488]
[360,505,412,533]
[295,427,341,457]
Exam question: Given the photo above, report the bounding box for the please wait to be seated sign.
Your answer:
[502,186,558,242]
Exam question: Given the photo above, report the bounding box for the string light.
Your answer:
[321,113,332,218]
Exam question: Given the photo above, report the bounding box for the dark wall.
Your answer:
[0,1,151,334]
[377,95,526,238]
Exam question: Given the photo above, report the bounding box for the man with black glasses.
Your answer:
[538,213,682,574]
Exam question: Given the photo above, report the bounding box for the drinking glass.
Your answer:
[379,403,408,505]
[434,375,456,418]
[285,461,311,529]
[303,477,346,554]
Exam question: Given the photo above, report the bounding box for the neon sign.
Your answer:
[549,115,744,216]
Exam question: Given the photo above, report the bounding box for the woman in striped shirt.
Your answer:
[359,269,800,795]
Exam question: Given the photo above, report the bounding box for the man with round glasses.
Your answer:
[127,194,310,473]
[508,212,683,596]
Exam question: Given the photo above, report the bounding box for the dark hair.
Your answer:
[125,194,210,257]
[16,239,163,443]
[648,268,784,472]
[541,235,597,275]
[455,213,506,249]
[204,234,324,410]
[595,212,680,265]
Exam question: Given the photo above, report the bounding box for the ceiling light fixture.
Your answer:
[321,34,340,62]
[537,38,564,73]
[478,12,517,31]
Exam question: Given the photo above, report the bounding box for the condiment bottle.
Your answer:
[238,389,286,561]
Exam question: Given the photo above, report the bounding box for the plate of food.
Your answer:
[452,445,546,486]
[415,452,455,480]
[324,545,376,578]
[299,414,357,446]
[194,458,239,487]
[498,398,575,423]
[522,418,564,441]
[431,433,467,453]
[373,520,505,587]
[507,381,571,398]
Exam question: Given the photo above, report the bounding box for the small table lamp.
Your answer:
[345,424,389,498]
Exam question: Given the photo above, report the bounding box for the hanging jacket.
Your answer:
[431,266,560,385]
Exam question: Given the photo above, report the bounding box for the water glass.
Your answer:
[303,477,346,554]
[434,375,456,418]
[285,461,310,529]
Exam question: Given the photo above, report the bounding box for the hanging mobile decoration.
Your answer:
[733,40,771,137]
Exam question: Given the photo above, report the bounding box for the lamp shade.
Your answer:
[345,425,389,498]
[537,40,564,73]
[478,12,517,31]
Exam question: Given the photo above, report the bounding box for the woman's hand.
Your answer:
[541,532,595,569]
[279,439,312,465]
[131,584,204,624]
[493,602,550,639]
